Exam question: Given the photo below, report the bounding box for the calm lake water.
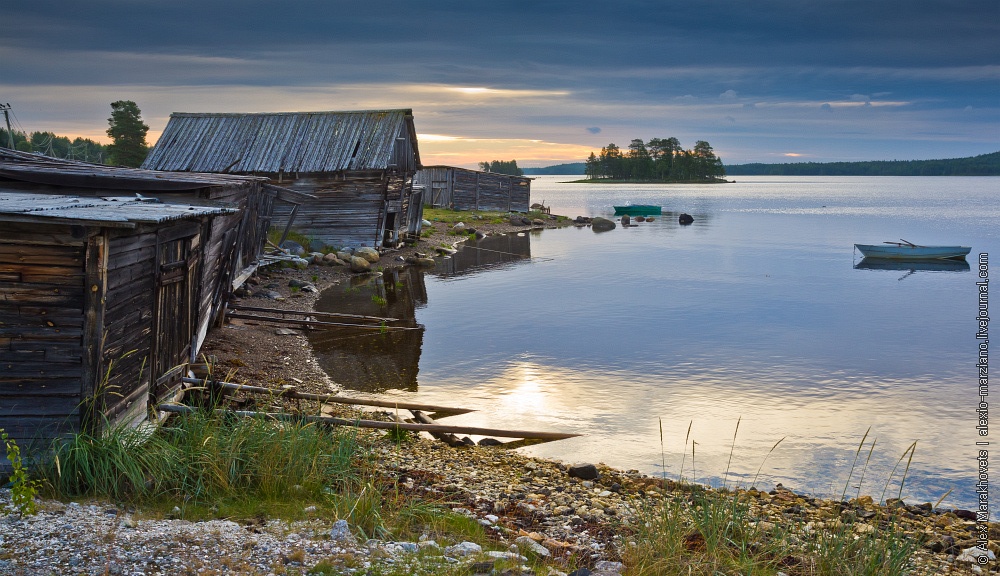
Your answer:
[312,175,1000,512]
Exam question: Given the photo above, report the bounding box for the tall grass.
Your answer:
[624,423,920,575]
[37,410,498,553]
[42,410,362,507]
[625,487,795,575]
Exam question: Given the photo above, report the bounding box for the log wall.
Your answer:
[0,223,88,455]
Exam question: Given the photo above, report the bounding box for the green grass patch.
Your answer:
[622,485,917,576]
[31,410,526,568]
[267,226,316,251]
[40,411,363,512]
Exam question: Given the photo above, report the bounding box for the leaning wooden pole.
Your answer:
[411,409,464,446]
[156,404,580,441]
[224,312,420,331]
[181,377,474,416]
[230,305,400,323]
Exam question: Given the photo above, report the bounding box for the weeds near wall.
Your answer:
[1,428,41,516]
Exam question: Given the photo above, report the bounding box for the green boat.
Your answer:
[613,204,662,215]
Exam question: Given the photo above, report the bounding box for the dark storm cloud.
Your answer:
[7,0,996,84]
[3,0,997,162]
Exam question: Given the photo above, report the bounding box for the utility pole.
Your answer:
[0,103,13,148]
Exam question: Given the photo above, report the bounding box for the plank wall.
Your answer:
[100,228,157,427]
[271,173,391,248]
[0,223,87,456]
[416,167,530,213]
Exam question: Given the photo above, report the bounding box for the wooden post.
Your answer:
[81,231,108,400]
[411,410,464,446]
[278,204,298,247]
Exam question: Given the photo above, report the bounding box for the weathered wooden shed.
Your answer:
[414,166,531,212]
[0,150,298,463]
[142,109,423,250]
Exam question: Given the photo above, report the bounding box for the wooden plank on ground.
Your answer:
[180,377,474,416]
[157,403,580,441]
[225,312,418,331]
[230,305,400,322]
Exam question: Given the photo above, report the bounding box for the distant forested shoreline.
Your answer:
[725,151,1000,176]
[522,162,586,175]
[525,151,1000,177]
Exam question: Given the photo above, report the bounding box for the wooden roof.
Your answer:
[0,190,237,228]
[0,148,265,191]
[141,109,421,174]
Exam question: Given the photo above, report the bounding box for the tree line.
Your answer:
[478,159,524,176]
[585,138,725,182]
[725,151,1000,176]
[0,129,108,163]
[0,100,150,167]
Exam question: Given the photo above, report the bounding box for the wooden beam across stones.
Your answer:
[156,403,581,443]
[180,376,474,416]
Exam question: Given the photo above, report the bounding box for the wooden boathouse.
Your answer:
[142,109,423,250]
[0,149,304,464]
[413,166,531,212]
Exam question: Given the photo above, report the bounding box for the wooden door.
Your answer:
[151,225,200,392]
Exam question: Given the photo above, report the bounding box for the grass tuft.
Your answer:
[41,410,362,510]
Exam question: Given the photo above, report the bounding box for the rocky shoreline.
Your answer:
[2,213,997,575]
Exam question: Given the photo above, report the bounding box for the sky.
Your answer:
[2,0,998,167]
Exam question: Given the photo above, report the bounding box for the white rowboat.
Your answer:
[854,240,971,261]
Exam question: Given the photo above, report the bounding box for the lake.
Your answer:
[311,175,999,512]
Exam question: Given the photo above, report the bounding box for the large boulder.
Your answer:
[679,213,694,225]
[323,253,345,266]
[405,255,437,267]
[568,463,600,480]
[591,217,616,232]
[355,247,380,263]
[350,256,371,272]
[279,240,305,256]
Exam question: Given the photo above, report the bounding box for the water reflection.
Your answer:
[434,232,534,277]
[853,257,971,274]
[309,269,426,392]
[304,173,996,511]
[311,233,536,392]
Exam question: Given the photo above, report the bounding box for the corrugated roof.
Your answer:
[0,190,237,228]
[0,148,265,191]
[142,109,421,174]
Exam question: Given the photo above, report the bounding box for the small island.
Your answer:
[574,137,727,183]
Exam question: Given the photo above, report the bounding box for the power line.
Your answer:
[0,103,14,148]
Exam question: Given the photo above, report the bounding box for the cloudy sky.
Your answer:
[3,0,997,167]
